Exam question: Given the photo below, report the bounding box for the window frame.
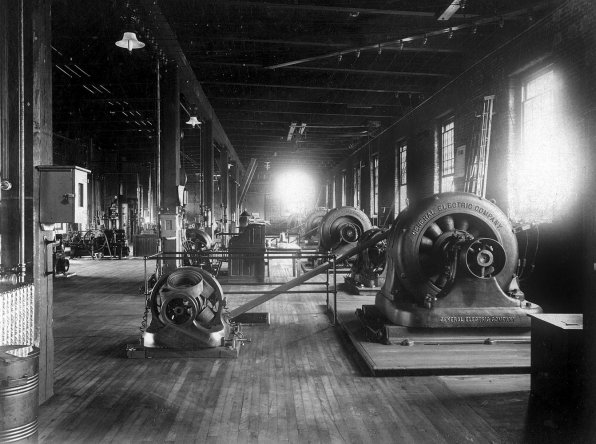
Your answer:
[440,117,455,192]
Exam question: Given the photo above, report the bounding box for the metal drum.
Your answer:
[0,346,39,443]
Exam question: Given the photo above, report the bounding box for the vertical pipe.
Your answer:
[332,256,337,326]
[18,0,25,281]
[155,59,161,217]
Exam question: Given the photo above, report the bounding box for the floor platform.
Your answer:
[333,298,531,377]
[40,257,573,443]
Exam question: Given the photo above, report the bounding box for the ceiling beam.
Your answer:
[211,97,404,109]
[198,1,477,19]
[192,61,451,78]
[215,109,396,119]
[265,3,551,69]
[200,80,425,94]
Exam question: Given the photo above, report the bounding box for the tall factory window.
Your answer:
[353,166,361,208]
[440,119,455,192]
[331,179,336,208]
[510,68,573,223]
[371,154,379,218]
[394,141,408,213]
[341,170,347,206]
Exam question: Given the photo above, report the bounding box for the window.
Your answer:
[395,141,408,214]
[353,166,361,208]
[510,68,573,223]
[440,119,455,192]
[341,170,347,206]
[370,154,379,218]
[331,179,336,208]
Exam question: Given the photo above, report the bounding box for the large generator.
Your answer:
[372,192,541,329]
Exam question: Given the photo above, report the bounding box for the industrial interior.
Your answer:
[1,0,595,442]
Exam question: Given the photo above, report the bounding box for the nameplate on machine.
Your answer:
[439,316,516,324]
[411,201,504,236]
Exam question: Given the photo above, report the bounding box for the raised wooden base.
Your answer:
[336,307,531,376]
[126,343,240,359]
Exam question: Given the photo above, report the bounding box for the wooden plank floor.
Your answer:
[38,257,566,443]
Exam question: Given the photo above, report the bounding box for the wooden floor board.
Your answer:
[37,257,548,443]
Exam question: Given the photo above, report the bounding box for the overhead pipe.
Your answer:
[238,158,257,209]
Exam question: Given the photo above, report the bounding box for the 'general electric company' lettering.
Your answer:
[411,201,503,236]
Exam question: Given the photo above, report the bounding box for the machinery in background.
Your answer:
[342,227,388,294]
[318,206,372,258]
[228,221,266,282]
[358,192,542,343]
[69,229,129,259]
[182,228,220,276]
[301,207,327,245]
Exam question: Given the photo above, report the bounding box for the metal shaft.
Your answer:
[228,229,389,318]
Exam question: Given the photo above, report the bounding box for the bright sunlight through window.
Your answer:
[510,69,577,223]
[273,170,316,215]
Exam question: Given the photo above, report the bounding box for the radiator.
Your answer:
[0,284,35,346]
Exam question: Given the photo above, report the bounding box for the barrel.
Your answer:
[0,346,39,443]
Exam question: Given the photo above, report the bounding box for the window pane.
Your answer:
[510,69,575,223]
[441,119,455,192]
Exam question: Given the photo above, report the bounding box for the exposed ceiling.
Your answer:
[51,0,555,184]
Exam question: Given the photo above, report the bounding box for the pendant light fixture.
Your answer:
[186,104,201,128]
[115,32,145,52]
[186,116,201,128]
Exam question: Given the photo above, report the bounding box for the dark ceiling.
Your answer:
[51,0,555,183]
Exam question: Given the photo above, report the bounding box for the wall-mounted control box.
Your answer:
[160,213,180,239]
[37,165,90,225]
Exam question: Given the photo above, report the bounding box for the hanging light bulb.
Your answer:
[115,32,145,52]
[399,40,404,50]
[186,116,201,128]
[186,104,201,128]
[448,28,454,39]
[423,34,428,45]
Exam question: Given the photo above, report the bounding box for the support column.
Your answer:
[159,62,181,260]
[0,0,54,404]
[229,162,238,231]
[201,119,214,235]
[31,0,53,404]
[221,147,229,232]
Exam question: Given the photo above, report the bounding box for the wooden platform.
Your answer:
[337,311,531,376]
[37,256,569,443]
[333,293,531,376]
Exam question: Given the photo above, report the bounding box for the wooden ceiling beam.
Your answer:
[216,108,396,118]
[192,61,451,78]
[197,1,476,19]
[200,80,425,94]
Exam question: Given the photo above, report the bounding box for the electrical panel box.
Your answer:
[160,213,180,239]
[37,165,90,225]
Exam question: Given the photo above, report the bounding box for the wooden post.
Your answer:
[159,62,181,260]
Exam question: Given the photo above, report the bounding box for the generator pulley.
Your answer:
[318,206,372,256]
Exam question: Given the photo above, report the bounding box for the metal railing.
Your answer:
[141,249,339,324]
